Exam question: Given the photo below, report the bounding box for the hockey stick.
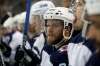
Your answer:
[23,0,31,47]
[0,28,5,66]
[19,0,31,66]
[0,49,5,66]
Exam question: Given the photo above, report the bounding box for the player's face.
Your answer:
[0,26,7,37]
[87,15,100,43]
[29,15,41,34]
[74,0,84,30]
[86,24,96,40]
[46,19,64,45]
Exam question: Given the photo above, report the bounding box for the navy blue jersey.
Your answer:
[1,31,14,45]
[41,44,68,66]
[23,33,46,66]
[86,53,100,66]
[50,45,68,66]
[1,32,14,57]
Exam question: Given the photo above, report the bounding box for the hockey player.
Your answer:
[21,1,55,66]
[41,7,75,66]
[0,25,8,66]
[10,12,26,66]
[0,12,26,66]
[71,0,85,38]
[66,0,96,66]
[83,0,100,66]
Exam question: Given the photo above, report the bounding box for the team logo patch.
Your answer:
[59,45,67,52]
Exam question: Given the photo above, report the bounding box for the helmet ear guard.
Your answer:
[63,22,74,40]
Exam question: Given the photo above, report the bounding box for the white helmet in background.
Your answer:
[3,17,14,28]
[30,1,55,16]
[13,12,26,25]
[3,12,26,28]
[3,12,26,32]
[85,0,100,16]
[29,1,55,32]
[3,17,15,33]
[43,7,75,40]
[81,0,100,38]
[13,12,26,31]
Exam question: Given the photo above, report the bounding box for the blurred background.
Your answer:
[0,0,70,25]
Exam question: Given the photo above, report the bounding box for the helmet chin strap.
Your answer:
[54,25,73,49]
[54,38,68,49]
[54,29,71,49]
